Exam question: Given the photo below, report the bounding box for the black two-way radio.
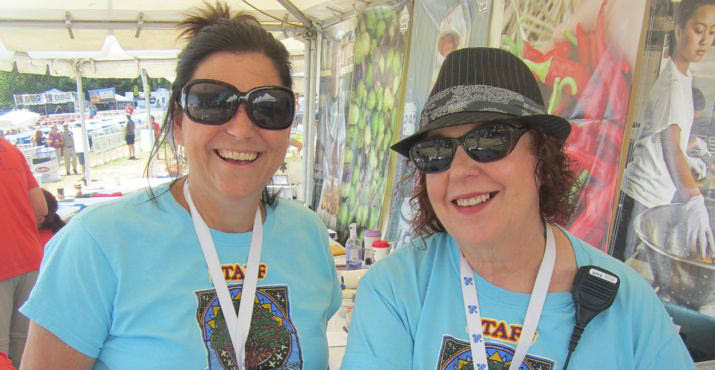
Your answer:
[563,265,620,370]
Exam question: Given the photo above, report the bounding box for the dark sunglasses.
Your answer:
[178,79,295,130]
[409,122,529,173]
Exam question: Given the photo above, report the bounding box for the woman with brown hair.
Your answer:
[342,48,693,369]
[31,130,45,148]
[20,3,340,369]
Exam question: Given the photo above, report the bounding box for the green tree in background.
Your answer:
[0,65,171,111]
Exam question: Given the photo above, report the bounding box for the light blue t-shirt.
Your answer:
[342,230,694,369]
[21,182,341,369]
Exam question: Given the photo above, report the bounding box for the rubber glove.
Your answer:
[685,195,714,259]
[686,156,707,181]
[687,137,711,158]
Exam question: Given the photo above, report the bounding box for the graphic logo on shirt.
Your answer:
[195,285,302,369]
[220,263,268,282]
[437,336,554,370]
[479,318,537,344]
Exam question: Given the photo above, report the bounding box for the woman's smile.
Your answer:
[453,191,497,208]
[215,149,260,162]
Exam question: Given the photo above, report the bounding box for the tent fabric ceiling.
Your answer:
[0,0,370,79]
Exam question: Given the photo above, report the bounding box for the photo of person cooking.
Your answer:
[613,0,715,263]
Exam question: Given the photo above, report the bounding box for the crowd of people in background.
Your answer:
[0,105,160,181]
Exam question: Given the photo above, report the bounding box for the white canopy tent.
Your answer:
[0,0,372,193]
[0,0,369,82]
[0,109,40,130]
[115,93,131,102]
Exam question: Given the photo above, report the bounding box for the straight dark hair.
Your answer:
[144,1,293,207]
[39,189,66,233]
[668,0,715,56]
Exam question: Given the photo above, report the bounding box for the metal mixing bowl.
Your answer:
[634,204,715,310]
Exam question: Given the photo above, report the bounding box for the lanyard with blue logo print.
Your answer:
[184,180,263,370]
[459,224,556,370]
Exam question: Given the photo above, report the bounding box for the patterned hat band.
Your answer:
[391,48,571,158]
[419,84,546,128]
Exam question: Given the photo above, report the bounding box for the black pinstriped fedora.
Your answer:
[392,47,571,157]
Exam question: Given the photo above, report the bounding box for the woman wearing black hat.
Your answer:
[341,48,693,369]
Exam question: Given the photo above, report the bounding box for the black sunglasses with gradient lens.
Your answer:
[409,122,529,173]
[179,79,295,130]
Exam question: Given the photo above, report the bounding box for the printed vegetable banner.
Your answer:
[313,21,355,229]
[612,0,715,325]
[500,0,646,252]
[325,0,409,241]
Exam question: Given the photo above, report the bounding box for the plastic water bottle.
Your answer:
[345,223,363,270]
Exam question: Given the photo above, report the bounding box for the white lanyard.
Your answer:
[459,224,556,370]
[184,180,263,369]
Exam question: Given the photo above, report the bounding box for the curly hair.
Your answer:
[409,126,577,236]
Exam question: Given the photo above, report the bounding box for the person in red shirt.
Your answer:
[0,351,14,370]
[150,115,160,141]
[0,138,47,368]
[46,125,63,155]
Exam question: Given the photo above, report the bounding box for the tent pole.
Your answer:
[275,0,314,29]
[301,37,313,204]
[304,31,321,208]
[140,67,152,147]
[74,63,91,185]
